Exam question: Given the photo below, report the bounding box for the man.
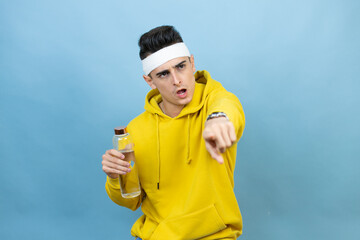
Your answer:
[102,25,245,239]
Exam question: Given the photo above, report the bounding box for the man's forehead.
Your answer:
[152,56,189,73]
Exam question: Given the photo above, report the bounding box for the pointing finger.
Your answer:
[205,140,224,164]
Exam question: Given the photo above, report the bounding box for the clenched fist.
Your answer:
[102,149,131,179]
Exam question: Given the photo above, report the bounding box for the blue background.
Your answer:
[1,0,359,239]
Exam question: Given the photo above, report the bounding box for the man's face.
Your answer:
[144,55,196,115]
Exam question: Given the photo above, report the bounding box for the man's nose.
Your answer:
[171,72,181,85]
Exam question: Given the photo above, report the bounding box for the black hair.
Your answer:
[138,25,183,60]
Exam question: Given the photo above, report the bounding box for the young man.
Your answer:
[102,25,245,239]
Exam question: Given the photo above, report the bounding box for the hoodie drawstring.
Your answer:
[186,114,192,164]
[155,113,192,190]
[156,114,160,189]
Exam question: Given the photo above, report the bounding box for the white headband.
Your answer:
[142,42,190,75]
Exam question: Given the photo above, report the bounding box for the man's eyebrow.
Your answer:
[174,60,187,68]
[155,60,187,77]
[156,69,170,77]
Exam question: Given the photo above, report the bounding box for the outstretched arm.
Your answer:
[203,89,245,164]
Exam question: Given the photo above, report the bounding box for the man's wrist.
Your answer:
[206,112,229,121]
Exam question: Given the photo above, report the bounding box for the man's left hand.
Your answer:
[203,117,237,164]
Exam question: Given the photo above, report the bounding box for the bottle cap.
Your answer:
[114,126,127,135]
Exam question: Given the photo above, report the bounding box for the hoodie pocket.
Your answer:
[151,204,226,240]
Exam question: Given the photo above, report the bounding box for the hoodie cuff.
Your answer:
[107,176,120,187]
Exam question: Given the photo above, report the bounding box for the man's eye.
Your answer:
[159,72,168,78]
[178,64,185,69]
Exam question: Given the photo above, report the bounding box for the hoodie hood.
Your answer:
[144,70,223,118]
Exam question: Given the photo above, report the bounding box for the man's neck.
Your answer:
[159,101,184,118]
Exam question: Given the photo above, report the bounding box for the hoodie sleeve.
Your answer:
[105,175,143,211]
[206,90,245,141]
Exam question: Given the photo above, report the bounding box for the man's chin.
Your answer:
[179,96,193,106]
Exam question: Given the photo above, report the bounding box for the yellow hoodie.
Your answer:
[106,70,245,240]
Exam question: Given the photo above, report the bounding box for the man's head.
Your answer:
[138,25,184,61]
[139,26,196,117]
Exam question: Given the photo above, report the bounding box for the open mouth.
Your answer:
[176,88,187,98]
[177,89,187,95]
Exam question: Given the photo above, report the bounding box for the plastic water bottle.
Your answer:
[113,126,141,198]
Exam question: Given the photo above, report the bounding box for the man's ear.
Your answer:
[143,74,156,89]
[190,54,196,73]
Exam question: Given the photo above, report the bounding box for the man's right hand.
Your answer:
[102,149,131,179]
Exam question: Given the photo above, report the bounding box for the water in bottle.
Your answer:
[113,126,141,198]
